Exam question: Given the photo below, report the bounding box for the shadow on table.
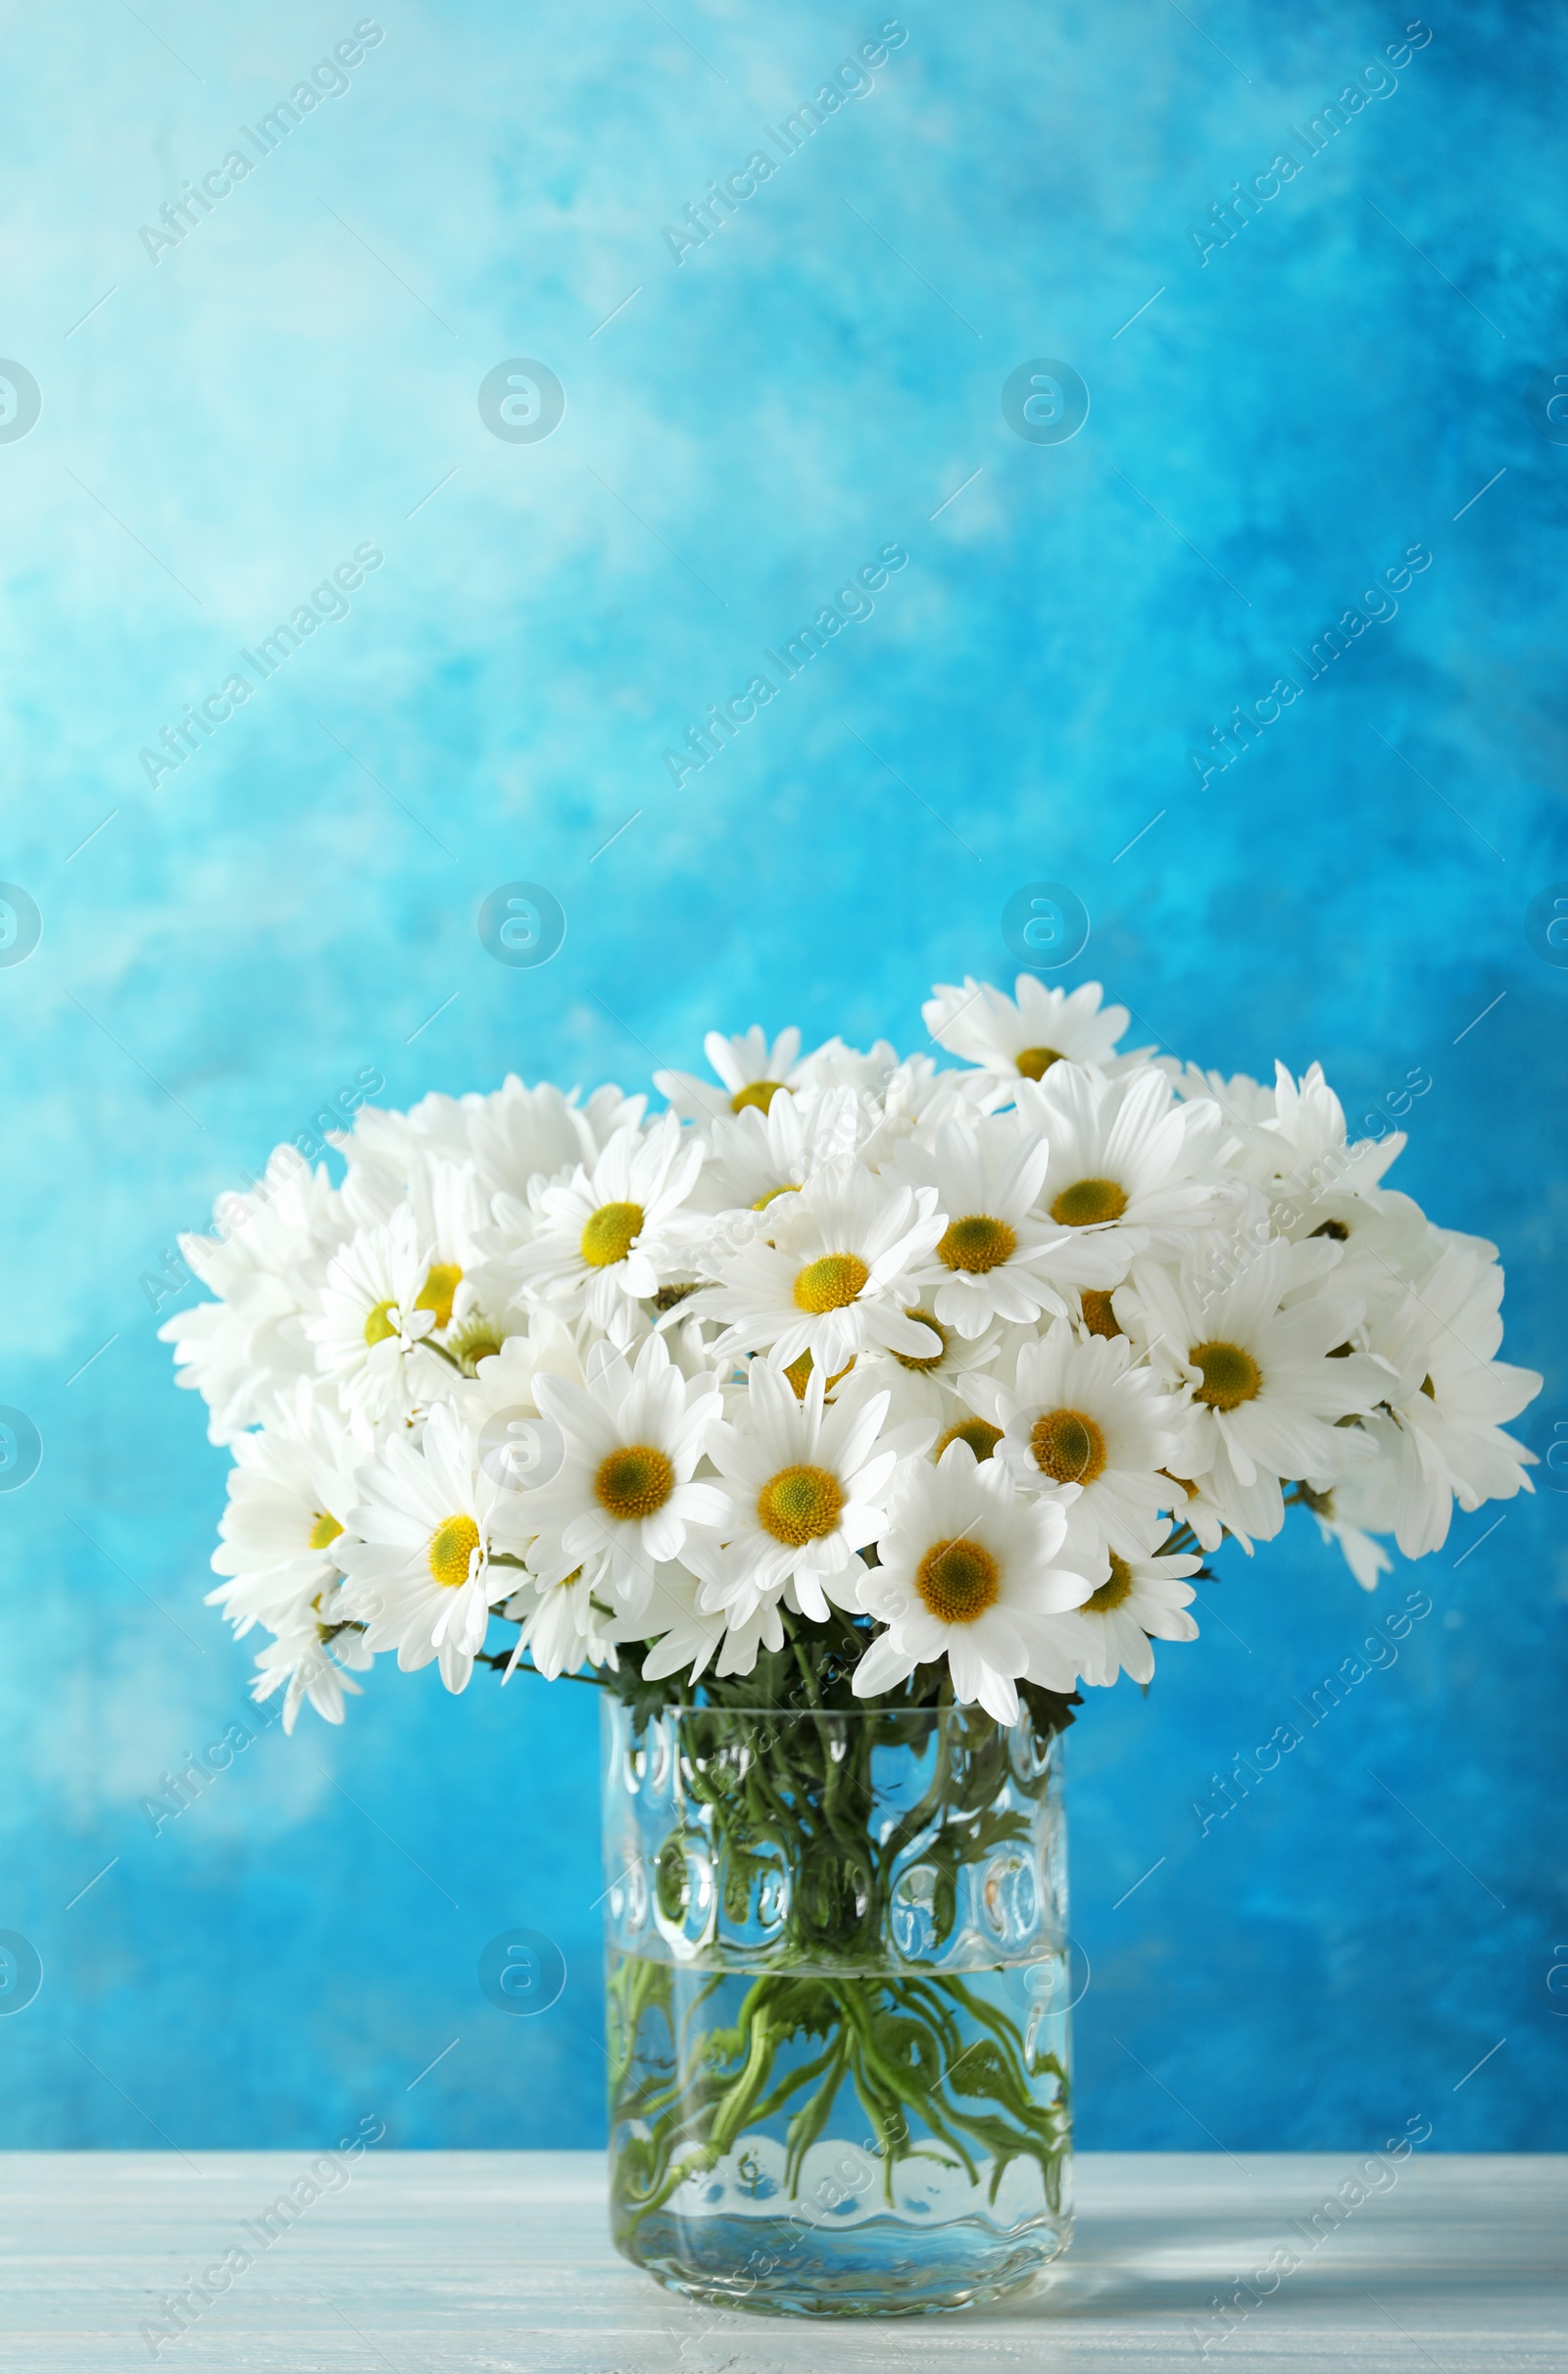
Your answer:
[988,2205,1553,2324]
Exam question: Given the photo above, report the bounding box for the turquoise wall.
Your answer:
[2,0,1564,2151]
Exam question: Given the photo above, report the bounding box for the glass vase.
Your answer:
[600,1697,1074,2318]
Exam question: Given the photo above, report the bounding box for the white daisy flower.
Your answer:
[509,1113,704,1336]
[897,1114,1125,1339]
[1018,1064,1235,1278]
[1360,1246,1541,1556]
[696,1086,866,1216]
[638,1550,788,1683]
[655,1025,805,1124]
[161,1149,349,1443]
[692,1160,945,1375]
[502,1563,622,1681]
[250,1607,372,1733]
[790,1034,902,1094]
[1072,1528,1201,1687]
[855,1443,1093,1721]
[335,1403,535,1693]
[308,1207,439,1427]
[466,1074,600,1202]
[983,1320,1187,1567]
[521,1332,728,1611]
[854,1304,1009,1430]
[206,1381,368,1638]
[1141,1235,1389,1551]
[1301,1459,1397,1591]
[922,974,1132,1088]
[1265,1060,1407,1195]
[352,1150,519,1379]
[704,1360,898,1624]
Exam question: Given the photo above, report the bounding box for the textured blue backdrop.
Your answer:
[2,0,1565,2155]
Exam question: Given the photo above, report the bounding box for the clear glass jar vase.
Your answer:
[600,1697,1073,2318]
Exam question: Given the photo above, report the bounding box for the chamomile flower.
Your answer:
[639,1550,788,1682]
[692,1159,945,1376]
[922,974,1132,1088]
[1141,1235,1388,1550]
[334,1403,534,1692]
[854,1305,1009,1429]
[1072,1528,1201,1687]
[206,1382,368,1637]
[897,1114,1124,1339]
[1018,1064,1234,1277]
[502,1562,621,1681]
[1261,1061,1406,1200]
[984,1321,1187,1566]
[308,1207,438,1428]
[696,1086,866,1216]
[161,1148,349,1443]
[509,1113,705,1335]
[855,1443,1093,1720]
[250,1607,372,1733]
[466,1075,601,1201]
[1360,1247,1540,1556]
[656,1026,806,1124]
[704,1360,898,1623]
[520,1332,728,1610]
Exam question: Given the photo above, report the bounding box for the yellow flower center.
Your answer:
[308,1510,344,1550]
[1050,1176,1129,1227]
[580,1200,645,1268]
[364,1299,399,1347]
[594,1444,675,1521]
[1079,1288,1121,1339]
[936,1214,1017,1274]
[933,1416,1004,1462]
[781,1349,855,1401]
[752,1182,793,1212]
[914,1536,1002,1624]
[1085,1551,1135,1614]
[732,1080,786,1114]
[792,1252,869,1313]
[427,1513,481,1588]
[1191,1340,1263,1410]
[1014,1045,1064,1080]
[894,1309,950,1372]
[450,1316,505,1372]
[757,1462,845,1546]
[1420,1373,1436,1401]
[415,1262,464,1330]
[1030,1407,1107,1485]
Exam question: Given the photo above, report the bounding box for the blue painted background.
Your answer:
[2,0,1565,2155]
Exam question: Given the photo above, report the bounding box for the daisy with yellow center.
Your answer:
[511,1113,705,1331]
[897,1115,1123,1340]
[670,1087,872,1331]
[654,1022,804,1125]
[333,1404,535,1695]
[520,1333,729,1611]
[309,1208,438,1428]
[1017,1063,1233,1279]
[1072,1525,1201,1688]
[1138,1234,1389,1554]
[689,1160,946,1379]
[206,1378,368,1643]
[987,1321,1184,1570]
[702,1360,899,1625]
[855,1442,1094,1721]
[921,973,1133,1091]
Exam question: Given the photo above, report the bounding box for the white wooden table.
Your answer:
[3,2152,1563,2371]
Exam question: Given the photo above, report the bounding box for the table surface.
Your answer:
[4,2151,1564,2372]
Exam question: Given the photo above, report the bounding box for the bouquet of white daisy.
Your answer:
[162,972,1541,2313]
[165,971,1540,1732]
